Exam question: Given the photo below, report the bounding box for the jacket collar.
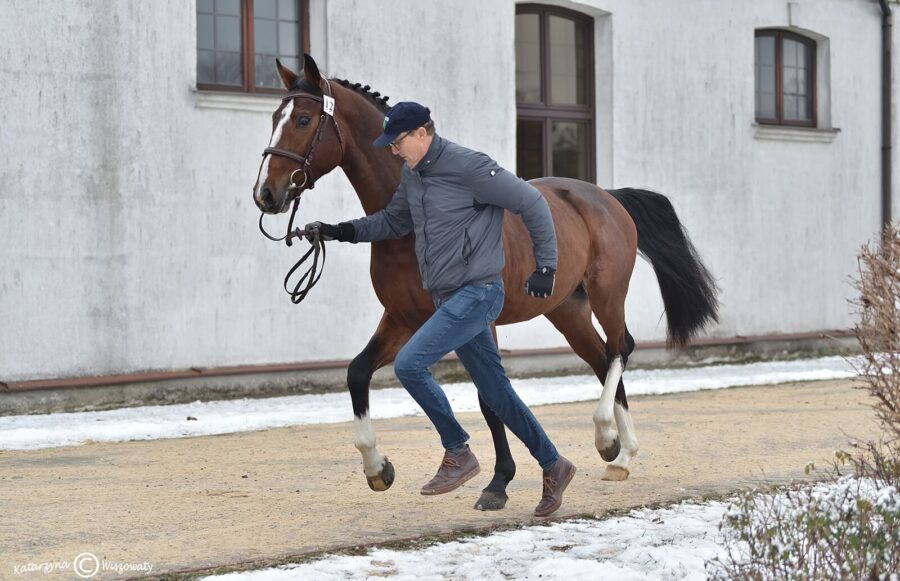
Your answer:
[412,134,446,173]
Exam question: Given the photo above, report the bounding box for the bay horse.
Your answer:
[253,54,719,511]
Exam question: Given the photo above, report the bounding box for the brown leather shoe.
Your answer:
[534,456,576,517]
[420,446,481,495]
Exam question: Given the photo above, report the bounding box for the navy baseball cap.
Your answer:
[373,101,432,147]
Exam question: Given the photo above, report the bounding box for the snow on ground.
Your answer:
[201,476,900,581]
[0,356,856,451]
[204,499,731,580]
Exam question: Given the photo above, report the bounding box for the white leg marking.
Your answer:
[609,402,639,470]
[253,100,295,201]
[353,414,386,477]
[594,356,624,453]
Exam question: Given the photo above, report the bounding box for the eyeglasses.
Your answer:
[389,131,413,149]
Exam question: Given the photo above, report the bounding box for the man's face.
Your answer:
[390,127,431,168]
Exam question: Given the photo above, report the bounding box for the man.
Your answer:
[305,101,576,517]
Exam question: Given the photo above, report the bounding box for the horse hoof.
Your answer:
[601,465,630,481]
[597,438,621,462]
[474,490,508,511]
[366,458,395,492]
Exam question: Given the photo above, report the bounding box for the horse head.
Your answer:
[253,54,345,214]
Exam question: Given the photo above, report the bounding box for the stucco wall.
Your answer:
[0,0,892,382]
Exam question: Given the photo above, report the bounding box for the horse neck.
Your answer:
[336,93,403,216]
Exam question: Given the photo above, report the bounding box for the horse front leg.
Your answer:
[348,312,412,491]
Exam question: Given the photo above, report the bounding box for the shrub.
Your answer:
[708,225,900,580]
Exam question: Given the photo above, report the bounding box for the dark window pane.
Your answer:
[216,15,241,51]
[783,39,812,122]
[216,0,240,15]
[515,14,541,103]
[784,94,799,120]
[756,35,775,67]
[551,121,588,180]
[197,0,214,14]
[797,97,808,120]
[757,91,776,120]
[549,16,586,105]
[254,0,276,19]
[517,119,543,180]
[255,55,279,88]
[278,21,298,56]
[278,0,296,20]
[197,49,215,84]
[216,51,243,85]
[255,18,277,55]
[784,65,798,95]
[784,37,798,67]
[755,36,777,120]
[197,13,214,50]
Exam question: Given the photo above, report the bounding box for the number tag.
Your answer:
[323,95,336,116]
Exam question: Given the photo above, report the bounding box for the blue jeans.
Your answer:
[393,280,559,470]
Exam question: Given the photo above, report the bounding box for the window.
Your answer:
[755,30,816,127]
[196,0,309,93]
[515,5,595,182]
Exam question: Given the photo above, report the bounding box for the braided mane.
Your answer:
[335,79,391,113]
[287,75,391,113]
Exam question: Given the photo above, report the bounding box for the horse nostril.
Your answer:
[262,187,276,210]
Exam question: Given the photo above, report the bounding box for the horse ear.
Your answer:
[276,58,298,90]
[302,53,323,90]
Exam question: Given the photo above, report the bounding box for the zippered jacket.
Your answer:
[348,135,558,295]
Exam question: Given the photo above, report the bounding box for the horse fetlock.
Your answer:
[366,457,395,492]
[595,429,621,462]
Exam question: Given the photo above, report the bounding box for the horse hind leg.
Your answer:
[474,392,516,510]
[468,324,515,511]
[589,291,640,480]
[349,313,412,491]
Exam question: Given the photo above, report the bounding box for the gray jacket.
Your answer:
[349,135,558,295]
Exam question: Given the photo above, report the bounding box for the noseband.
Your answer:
[259,78,344,304]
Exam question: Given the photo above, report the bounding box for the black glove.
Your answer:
[303,221,354,242]
[525,266,556,298]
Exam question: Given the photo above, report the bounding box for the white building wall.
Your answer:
[0,0,892,382]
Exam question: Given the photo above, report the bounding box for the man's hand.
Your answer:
[303,221,354,243]
[525,267,555,298]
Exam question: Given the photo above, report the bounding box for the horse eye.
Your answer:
[297,116,311,128]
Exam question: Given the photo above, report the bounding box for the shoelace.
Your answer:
[542,476,558,498]
[440,457,461,470]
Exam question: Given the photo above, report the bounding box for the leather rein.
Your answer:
[258,78,344,304]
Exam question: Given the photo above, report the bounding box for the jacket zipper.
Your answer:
[419,173,430,265]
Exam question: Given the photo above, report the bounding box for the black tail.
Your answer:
[609,188,720,346]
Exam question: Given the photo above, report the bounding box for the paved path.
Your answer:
[0,379,878,579]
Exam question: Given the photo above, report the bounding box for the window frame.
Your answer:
[197,0,310,95]
[755,29,817,128]
[516,4,595,182]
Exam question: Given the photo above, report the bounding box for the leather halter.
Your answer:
[262,77,344,195]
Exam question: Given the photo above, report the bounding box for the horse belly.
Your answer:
[496,207,590,325]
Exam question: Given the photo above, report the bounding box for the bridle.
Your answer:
[258,78,344,304]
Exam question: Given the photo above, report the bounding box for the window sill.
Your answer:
[753,124,840,143]
[193,89,281,113]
